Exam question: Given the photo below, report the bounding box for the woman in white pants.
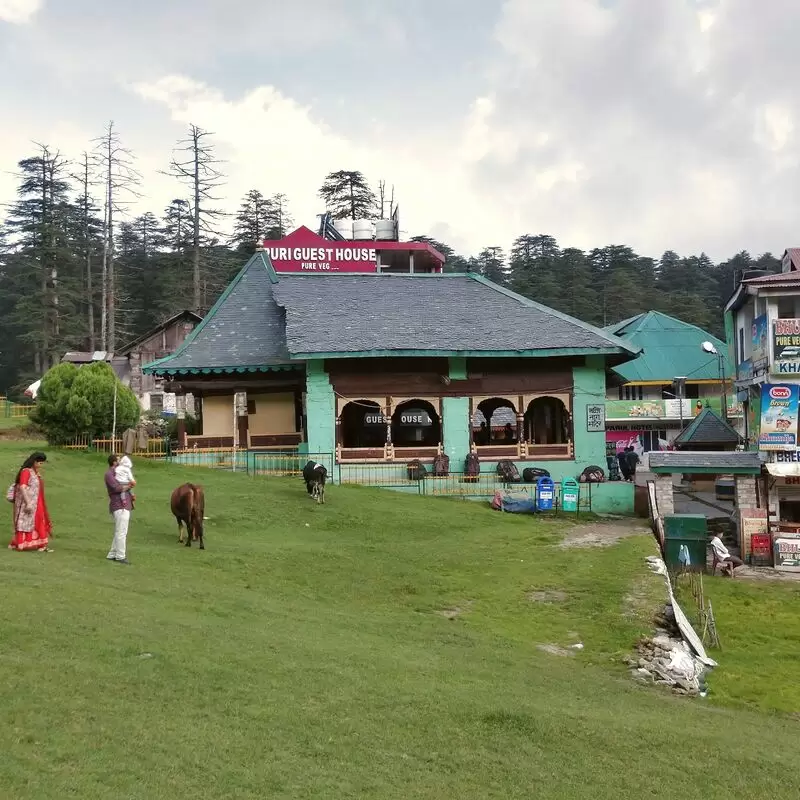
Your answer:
[104,454,133,564]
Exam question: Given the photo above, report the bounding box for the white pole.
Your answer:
[232,394,237,472]
[112,381,118,450]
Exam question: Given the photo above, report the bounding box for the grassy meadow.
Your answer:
[0,441,798,799]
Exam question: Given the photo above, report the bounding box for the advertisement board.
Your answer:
[772,318,800,375]
[758,384,800,450]
[752,314,769,367]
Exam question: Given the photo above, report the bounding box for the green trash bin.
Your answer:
[663,514,708,573]
[562,479,579,512]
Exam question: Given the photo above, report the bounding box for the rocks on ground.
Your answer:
[624,604,709,697]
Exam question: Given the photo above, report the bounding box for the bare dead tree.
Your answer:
[377,180,386,218]
[92,121,141,353]
[163,124,226,311]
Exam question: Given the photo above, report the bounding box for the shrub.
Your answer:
[30,362,140,443]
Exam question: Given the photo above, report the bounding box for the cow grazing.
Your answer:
[302,460,327,504]
[170,483,206,549]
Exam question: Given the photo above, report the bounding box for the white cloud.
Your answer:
[0,0,42,24]
[131,75,493,253]
[6,0,800,264]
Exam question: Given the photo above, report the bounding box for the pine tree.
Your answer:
[231,190,272,254]
[267,193,293,238]
[474,246,507,285]
[318,170,378,220]
[4,146,79,373]
[508,234,561,307]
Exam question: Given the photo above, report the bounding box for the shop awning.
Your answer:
[766,463,800,478]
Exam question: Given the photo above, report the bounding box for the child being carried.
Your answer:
[115,454,137,509]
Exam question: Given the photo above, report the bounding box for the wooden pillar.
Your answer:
[335,415,342,448]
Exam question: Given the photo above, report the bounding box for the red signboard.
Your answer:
[263,226,378,273]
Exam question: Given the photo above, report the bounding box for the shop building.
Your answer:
[725,249,800,558]
[603,311,740,455]
[143,247,640,513]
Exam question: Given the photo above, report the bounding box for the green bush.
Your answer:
[30,362,140,443]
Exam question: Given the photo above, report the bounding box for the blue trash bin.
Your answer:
[536,477,555,511]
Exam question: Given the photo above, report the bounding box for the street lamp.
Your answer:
[701,341,727,421]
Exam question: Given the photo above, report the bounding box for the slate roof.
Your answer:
[143,252,293,373]
[273,273,637,357]
[672,408,741,447]
[144,254,638,374]
[648,451,761,474]
[604,311,731,382]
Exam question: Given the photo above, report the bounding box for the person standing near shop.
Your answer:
[105,454,133,564]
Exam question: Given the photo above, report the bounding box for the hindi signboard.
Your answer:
[586,403,605,432]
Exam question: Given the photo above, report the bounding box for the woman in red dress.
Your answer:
[9,451,52,552]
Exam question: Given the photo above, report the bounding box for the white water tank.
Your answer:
[333,218,353,239]
[375,219,396,240]
[353,219,374,240]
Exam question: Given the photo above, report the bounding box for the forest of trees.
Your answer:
[0,124,783,395]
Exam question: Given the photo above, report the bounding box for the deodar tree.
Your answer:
[318,170,378,220]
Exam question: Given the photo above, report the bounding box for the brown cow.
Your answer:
[170,483,205,550]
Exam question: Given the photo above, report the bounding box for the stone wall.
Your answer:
[654,474,674,516]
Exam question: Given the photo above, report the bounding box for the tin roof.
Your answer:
[671,408,741,447]
[604,311,731,383]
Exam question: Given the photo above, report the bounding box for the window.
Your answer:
[524,397,570,445]
[340,400,387,448]
[247,399,256,415]
[618,385,644,401]
[738,327,745,364]
[391,400,441,448]
[778,297,796,319]
[149,393,164,413]
[473,398,517,444]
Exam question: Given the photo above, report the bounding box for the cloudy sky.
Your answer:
[0,0,796,260]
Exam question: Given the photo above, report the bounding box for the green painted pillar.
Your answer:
[572,356,607,468]
[443,357,470,469]
[305,360,335,463]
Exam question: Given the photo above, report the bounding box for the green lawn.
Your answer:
[1,441,799,799]
[0,415,28,431]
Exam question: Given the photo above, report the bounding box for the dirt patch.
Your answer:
[536,644,575,658]
[436,601,474,619]
[731,566,800,582]
[527,590,568,603]
[559,519,648,549]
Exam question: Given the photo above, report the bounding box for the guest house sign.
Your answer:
[262,227,378,272]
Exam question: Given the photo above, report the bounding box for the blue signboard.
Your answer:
[752,315,769,367]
